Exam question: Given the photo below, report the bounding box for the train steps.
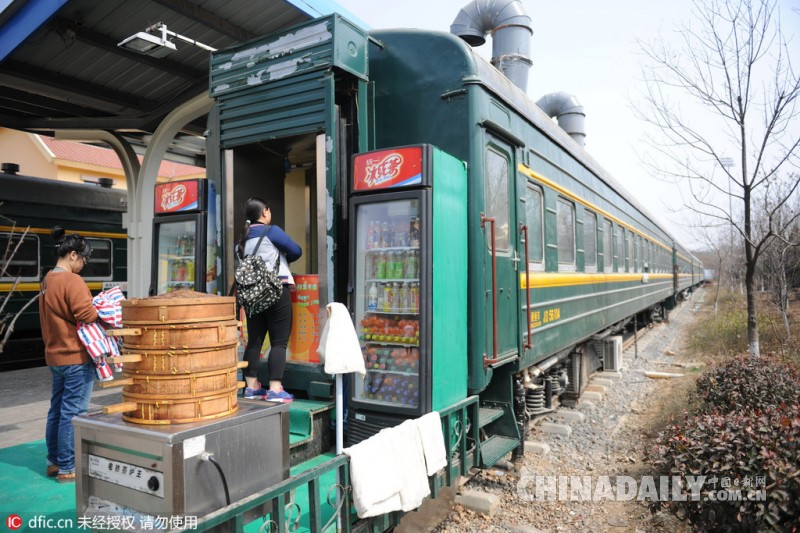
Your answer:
[479,435,519,468]
[478,406,504,427]
[477,402,519,468]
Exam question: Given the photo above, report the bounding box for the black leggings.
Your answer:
[244,285,292,382]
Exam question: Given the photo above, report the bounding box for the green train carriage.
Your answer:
[197,11,703,530]
[0,170,128,370]
[360,26,695,454]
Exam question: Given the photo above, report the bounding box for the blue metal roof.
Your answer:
[0,0,69,63]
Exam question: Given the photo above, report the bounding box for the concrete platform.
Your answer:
[0,365,123,449]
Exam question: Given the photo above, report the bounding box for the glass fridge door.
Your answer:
[354,198,422,409]
[155,219,198,294]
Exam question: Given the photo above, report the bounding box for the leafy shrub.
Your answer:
[651,405,800,531]
[651,357,800,530]
[695,356,800,414]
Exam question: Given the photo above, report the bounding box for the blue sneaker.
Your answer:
[244,387,267,399]
[265,389,293,403]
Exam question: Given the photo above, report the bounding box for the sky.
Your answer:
[333,0,800,249]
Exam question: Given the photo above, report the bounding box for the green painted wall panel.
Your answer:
[210,14,367,149]
[432,147,469,410]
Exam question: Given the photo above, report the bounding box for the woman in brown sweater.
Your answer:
[40,227,97,483]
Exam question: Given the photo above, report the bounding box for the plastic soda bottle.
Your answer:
[380,222,390,248]
[409,282,419,313]
[405,250,418,279]
[375,252,386,279]
[391,283,401,311]
[366,221,376,249]
[383,283,393,312]
[393,251,405,279]
[398,282,409,313]
[368,283,378,311]
[409,217,420,248]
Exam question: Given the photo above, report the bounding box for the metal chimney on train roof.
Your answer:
[536,91,586,147]
[450,0,533,92]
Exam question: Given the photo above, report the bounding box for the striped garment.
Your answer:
[76,286,125,381]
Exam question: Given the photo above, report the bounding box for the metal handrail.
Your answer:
[168,455,351,533]
[480,213,498,367]
[520,223,532,350]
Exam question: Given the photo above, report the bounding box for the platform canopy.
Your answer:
[0,0,365,162]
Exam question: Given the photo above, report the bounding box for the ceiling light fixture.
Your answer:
[118,22,216,57]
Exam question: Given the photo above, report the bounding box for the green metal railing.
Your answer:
[168,397,480,533]
[168,456,351,533]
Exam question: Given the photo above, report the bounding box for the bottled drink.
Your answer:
[409,282,419,313]
[368,283,378,311]
[383,284,393,312]
[375,253,386,279]
[376,283,384,311]
[391,283,401,312]
[186,260,195,281]
[366,221,376,249]
[387,253,395,279]
[380,222,390,248]
[398,282,409,313]
[393,251,405,279]
[409,217,420,248]
[405,250,418,279]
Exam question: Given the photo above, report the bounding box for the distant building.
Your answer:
[0,128,204,188]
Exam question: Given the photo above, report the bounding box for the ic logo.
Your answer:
[6,514,22,530]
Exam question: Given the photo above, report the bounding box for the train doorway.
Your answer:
[482,137,520,365]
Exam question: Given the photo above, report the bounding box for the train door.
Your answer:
[482,138,520,365]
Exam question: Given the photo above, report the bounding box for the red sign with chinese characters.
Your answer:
[353,146,424,191]
[155,180,200,213]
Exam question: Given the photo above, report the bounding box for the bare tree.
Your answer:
[757,181,800,339]
[0,212,39,354]
[637,0,800,356]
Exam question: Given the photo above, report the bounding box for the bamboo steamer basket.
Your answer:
[122,345,239,375]
[122,367,239,398]
[102,290,245,424]
[121,292,236,325]
[121,388,240,425]
[121,320,239,351]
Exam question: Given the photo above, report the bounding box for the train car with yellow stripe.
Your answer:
[338,19,704,465]
[0,168,127,370]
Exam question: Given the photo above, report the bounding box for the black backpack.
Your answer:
[234,227,282,317]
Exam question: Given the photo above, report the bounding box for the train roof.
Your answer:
[0,173,128,212]
[372,28,685,249]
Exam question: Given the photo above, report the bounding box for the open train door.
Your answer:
[208,15,369,398]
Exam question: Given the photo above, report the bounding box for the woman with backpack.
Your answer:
[238,197,302,402]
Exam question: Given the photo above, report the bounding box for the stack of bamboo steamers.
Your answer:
[102,291,245,424]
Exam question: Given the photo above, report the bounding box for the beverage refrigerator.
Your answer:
[151,179,221,296]
[347,145,468,429]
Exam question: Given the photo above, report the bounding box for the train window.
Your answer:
[485,148,510,253]
[0,232,40,281]
[634,236,640,272]
[603,219,613,273]
[583,210,597,270]
[614,226,623,272]
[625,231,632,272]
[81,238,113,280]
[524,184,544,266]
[556,198,575,268]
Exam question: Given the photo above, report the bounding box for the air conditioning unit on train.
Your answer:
[602,336,623,372]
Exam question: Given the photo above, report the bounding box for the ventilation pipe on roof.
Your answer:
[450,0,533,92]
[536,92,586,146]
